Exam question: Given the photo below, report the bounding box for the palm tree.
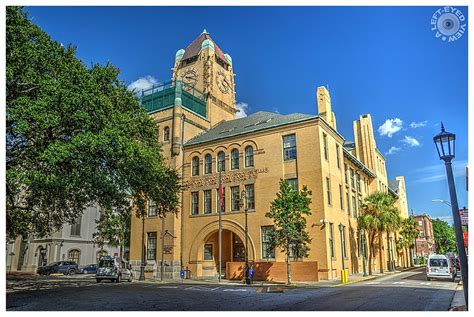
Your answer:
[400,217,418,266]
[379,202,401,271]
[358,191,399,274]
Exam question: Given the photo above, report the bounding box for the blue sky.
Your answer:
[24,6,468,223]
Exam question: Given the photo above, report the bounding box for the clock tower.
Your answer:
[172,30,238,124]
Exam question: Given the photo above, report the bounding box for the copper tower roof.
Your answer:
[181,31,227,62]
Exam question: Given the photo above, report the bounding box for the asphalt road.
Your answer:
[6,267,458,311]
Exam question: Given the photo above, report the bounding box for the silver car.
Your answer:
[96,256,133,283]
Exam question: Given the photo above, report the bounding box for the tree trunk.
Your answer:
[378,232,384,273]
[368,232,375,275]
[286,253,292,285]
[405,248,409,268]
[386,231,391,271]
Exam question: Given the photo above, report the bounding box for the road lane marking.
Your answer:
[419,282,431,285]
[223,288,247,292]
[366,282,380,285]
[158,286,178,289]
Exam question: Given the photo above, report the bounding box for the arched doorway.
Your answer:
[188,219,256,279]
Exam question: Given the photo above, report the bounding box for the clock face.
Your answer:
[181,68,198,86]
[216,70,231,94]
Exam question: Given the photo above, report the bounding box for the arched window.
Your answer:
[245,146,254,167]
[192,156,200,176]
[204,154,212,174]
[68,249,81,265]
[163,126,170,142]
[217,151,226,172]
[96,250,108,263]
[231,149,239,170]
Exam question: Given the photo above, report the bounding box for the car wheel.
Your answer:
[116,274,121,283]
[68,269,75,276]
[96,279,101,283]
[128,274,133,282]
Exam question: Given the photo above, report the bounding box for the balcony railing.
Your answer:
[139,80,207,118]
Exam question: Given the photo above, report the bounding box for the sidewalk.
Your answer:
[449,280,467,311]
[139,266,421,288]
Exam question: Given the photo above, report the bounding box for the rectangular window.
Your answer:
[287,178,299,191]
[204,190,212,214]
[216,187,226,213]
[203,244,213,260]
[326,177,332,206]
[356,173,361,192]
[352,196,357,218]
[283,134,297,161]
[245,184,255,210]
[261,226,275,259]
[70,215,82,236]
[344,164,348,185]
[350,168,355,189]
[336,144,340,168]
[191,192,199,215]
[346,192,351,217]
[358,199,362,215]
[329,223,335,258]
[148,200,157,217]
[147,232,157,260]
[339,185,344,210]
[231,186,240,211]
[323,133,328,160]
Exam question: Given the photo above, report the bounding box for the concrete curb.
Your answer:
[449,280,467,311]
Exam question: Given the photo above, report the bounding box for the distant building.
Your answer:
[6,206,120,273]
[413,214,436,257]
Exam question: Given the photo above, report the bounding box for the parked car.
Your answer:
[37,261,78,276]
[96,256,133,283]
[78,264,97,274]
[426,254,456,282]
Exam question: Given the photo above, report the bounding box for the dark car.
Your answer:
[37,261,78,276]
[78,264,97,274]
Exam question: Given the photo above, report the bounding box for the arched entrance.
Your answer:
[188,219,256,279]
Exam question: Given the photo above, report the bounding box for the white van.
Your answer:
[96,256,133,283]
[426,254,456,282]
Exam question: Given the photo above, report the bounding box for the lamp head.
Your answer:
[433,122,456,162]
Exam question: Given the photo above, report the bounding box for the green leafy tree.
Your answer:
[432,218,457,254]
[93,207,131,258]
[6,6,180,239]
[379,199,401,270]
[399,217,418,266]
[265,179,312,284]
[358,191,399,274]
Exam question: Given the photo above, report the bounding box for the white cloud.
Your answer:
[401,135,420,147]
[410,121,428,128]
[385,146,401,155]
[127,76,159,94]
[378,118,403,137]
[236,102,248,119]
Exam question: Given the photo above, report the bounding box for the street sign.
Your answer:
[459,208,468,226]
[463,231,468,248]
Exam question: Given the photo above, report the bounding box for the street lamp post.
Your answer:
[433,123,468,308]
[240,190,250,285]
[338,223,345,276]
[361,229,368,277]
[411,209,418,265]
[139,215,146,281]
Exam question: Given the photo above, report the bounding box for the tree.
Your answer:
[358,191,399,274]
[6,7,180,239]
[265,179,312,284]
[399,217,418,266]
[379,199,401,270]
[432,218,457,254]
[93,207,131,258]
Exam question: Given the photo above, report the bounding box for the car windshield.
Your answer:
[430,259,448,267]
[99,259,114,268]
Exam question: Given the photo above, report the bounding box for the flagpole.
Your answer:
[218,171,222,283]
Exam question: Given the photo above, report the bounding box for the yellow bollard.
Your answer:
[344,269,349,283]
[340,270,345,283]
[341,268,348,283]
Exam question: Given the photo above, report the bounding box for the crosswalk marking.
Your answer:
[223,288,247,292]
